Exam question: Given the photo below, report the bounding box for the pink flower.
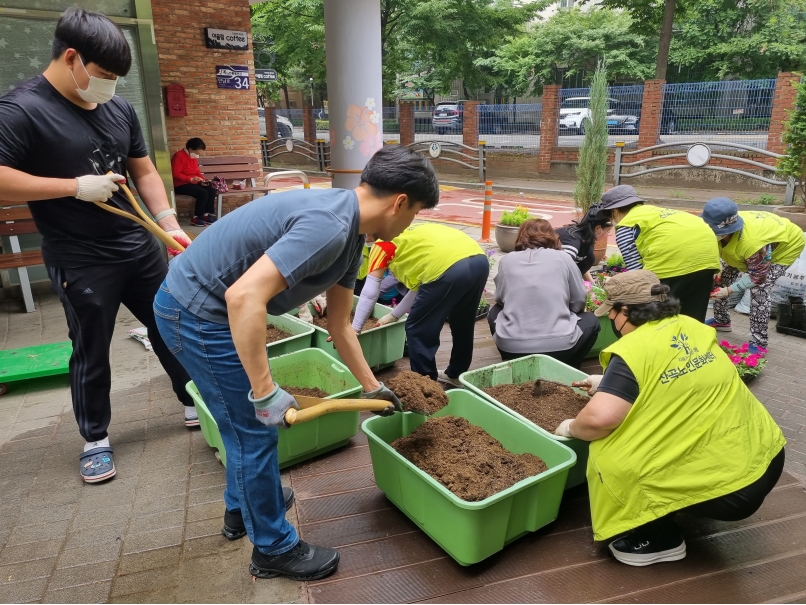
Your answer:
[739,343,749,352]
[745,357,758,367]
[719,340,733,349]
[729,355,742,364]
[345,104,378,142]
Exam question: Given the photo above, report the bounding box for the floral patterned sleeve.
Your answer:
[746,244,773,285]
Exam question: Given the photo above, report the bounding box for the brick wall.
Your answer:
[151,0,262,213]
[538,85,560,173]
[769,73,801,154]
[399,102,415,147]
[638,79,664,151]
[462,101,480,148]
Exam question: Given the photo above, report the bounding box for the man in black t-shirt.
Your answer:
[0,8,194,484]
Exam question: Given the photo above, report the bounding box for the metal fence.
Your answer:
[558,85,644,147]
[477,103,542,149]
[660,79,776,149]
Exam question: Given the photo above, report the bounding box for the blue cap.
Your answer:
[701,197,744,236]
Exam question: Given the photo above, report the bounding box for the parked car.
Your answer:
[478,105,513,135]
[432,100,468,134]
[257,108,294,138]
[559,97,640,135]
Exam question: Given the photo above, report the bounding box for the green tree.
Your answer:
[481,8,654,97]
[574,60,609,214]
[777,78,806,206]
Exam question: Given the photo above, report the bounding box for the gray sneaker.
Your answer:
[437,371,463,389]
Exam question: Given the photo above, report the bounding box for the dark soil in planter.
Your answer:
[285,386,329,398]
[391,416,548,501]
[266,325,293,344]
[312,313,377,332]
[483,381,588,433]
[387,371,449,414]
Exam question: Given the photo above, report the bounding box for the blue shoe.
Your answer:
[79,446,116,483]
[748,343,767,357]
[705,318,732,332]
[203,214,217,224]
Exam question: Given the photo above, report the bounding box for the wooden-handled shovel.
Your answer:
[92,173,186,252]
[284,395,393,425]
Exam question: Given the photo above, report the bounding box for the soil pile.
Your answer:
[387,371,448,414]
[285,386,329,398]
[392,416,548,501]
[266,325,293,344]
[483,380,588,432]
[312,313,377,332]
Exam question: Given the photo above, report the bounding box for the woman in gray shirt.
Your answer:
[488,219,601,369]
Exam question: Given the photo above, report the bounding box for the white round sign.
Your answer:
[428,142,442,158]
[285,139,294,152]
[686,144,711,167]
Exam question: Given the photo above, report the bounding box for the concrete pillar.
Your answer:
[538,84,561,174]
[399,102,415,147]
[302,106,316,145]
[769,73,801,155]
[462,101,480,148]
[265,106,277,139]
[638,79,664,151]
[324,0,384,189]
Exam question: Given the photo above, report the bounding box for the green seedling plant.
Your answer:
[499,205,531,227]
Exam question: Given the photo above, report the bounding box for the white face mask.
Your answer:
[189,151,200,159]
[71,55,117,104]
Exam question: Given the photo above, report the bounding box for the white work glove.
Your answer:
[312,295,327,317]
[249,383,299,428]
[376,313,399,327]
[710,286,731,300]
[165,229,192,258]
[297,304,314,323]
[75,173,125,202]
[571,374,602,395]
[554,419,575,438]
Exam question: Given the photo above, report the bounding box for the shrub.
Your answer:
[499,205,530,227]
[777,79,806,206]
[573,60,608,215]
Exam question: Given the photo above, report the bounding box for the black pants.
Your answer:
[47,249,193,442]
[175,183,216,217]
[406,254,490,380]
[488,304,601,369]
[630,448,785,541]
[661,269,716,324]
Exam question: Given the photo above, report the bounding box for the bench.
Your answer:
[197,156,276,218]
[0,203,42,313]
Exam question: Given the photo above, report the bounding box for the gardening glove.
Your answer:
[75,173,125,202]
[297,304,314,323]
[249,383,299,428]
[710,286,731,300]
[312,295,327,317]
[165,229,192,258]
[362,382,402,417]
[555,419,575,438]
[571,374,603,395]
[376,313,398,327]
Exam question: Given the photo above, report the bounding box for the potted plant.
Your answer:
[573,60,608,219]
[495,206,530,253]
[776,78,806,230]
[718,341,768,383]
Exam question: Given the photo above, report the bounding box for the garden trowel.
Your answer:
[284,396,393,425]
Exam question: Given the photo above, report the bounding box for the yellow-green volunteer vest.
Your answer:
[390,223,483,290]
[358,245,371,280]
[720,211,805,272]
[617,205,720,279]
[589,315,785,541]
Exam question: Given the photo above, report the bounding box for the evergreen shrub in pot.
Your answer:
[495,206,530,253]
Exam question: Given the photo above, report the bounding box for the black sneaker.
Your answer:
[221,487,295,541]
[609,528,686,566]
[249,540,339,580]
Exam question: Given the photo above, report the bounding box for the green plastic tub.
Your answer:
[363,389,576,566]
[460,355,590,489]
[585,316,617,359]
[266,314,314,358]
[186,348,362,468]
[301,295,407,370]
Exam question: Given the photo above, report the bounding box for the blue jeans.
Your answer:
[153,282,298,556]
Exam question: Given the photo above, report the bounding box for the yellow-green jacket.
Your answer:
[720,211,805,272]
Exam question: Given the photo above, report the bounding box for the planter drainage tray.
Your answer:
[298,295,406,370]
[186,348,362,468]
[460,355,590,489]
[265,313,314,358]
[362,389,576,566]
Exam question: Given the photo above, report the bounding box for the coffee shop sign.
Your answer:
[205,28,248,51]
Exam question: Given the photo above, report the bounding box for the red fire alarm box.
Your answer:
[165,84,187,117]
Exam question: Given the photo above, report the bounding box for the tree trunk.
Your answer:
[282,84,291,110]
[655,0,676,80]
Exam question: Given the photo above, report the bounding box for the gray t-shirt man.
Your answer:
[167,188,363,324]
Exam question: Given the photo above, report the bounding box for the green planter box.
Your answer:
[459,355,589,489]
[299,296,407,370]
[186,348,363,469]
[585,316,617,359]
[363,389,576,566]
[266,314,314,358]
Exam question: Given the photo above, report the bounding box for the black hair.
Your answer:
[360,145,440,209]
[609,201,643,221]
[186,138,206,151]
[52,8,132,76]
[612,285,681,327]
[568,205,612,247]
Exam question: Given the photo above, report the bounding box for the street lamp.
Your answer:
[310,77,314,107]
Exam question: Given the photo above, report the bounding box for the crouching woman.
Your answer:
[555,270,785,566]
